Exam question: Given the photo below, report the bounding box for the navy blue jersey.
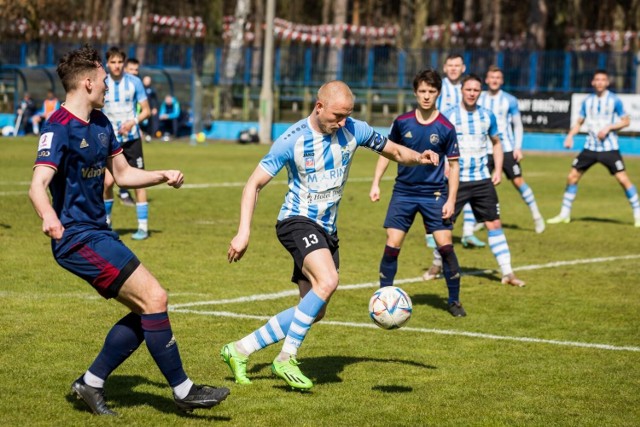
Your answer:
[388,111,459,196]
[34,106,122,239]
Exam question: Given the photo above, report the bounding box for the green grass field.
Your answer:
[1,137,639,426]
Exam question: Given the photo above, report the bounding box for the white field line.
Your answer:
[169,254,640,310]
[168,254,640,353]
[1,177,387,196]
[170,308,640,353]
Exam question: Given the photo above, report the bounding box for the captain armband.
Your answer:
[362,132,387,154]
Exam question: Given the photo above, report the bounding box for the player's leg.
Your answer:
[461,203,485,247]
[379,193,415,287]
[473,182,525,287]
[379,228,407,287]
[117,264,230,410]
[103,170,115,228]
[222,301,295,384]
[61,232,228,413]
[271,247,336,390]
[614,172,640,226]
[132,188,149,240]
[506,154,545,233]
[548,151,592,224]
[604,151,640,226]
[433,229,466,317]
[125,140,150,240]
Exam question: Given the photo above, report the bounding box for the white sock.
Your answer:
[83,370,105,389]
[173,378,194,399]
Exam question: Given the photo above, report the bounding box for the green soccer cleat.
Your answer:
[271,356,313,390]
[547,214,570,224]
[220,343,252,384]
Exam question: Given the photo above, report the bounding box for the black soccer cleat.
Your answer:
[71,376,117,416]
[174,384,231,413]
[448,301,467,317]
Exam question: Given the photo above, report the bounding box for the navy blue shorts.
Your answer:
[276,216,340,284]
[383,191,453,234]
[54,230,140,299]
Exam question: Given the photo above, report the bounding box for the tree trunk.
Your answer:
[252,0,265,86]
[528,0,548,50]
[411,0,429,50]
[107,0,124,46]
[224,0,250,81]
[463,0,475,24]
[328,0,348,81]
[135,0,148,63]
[492,0,501,51]
[441,0,453,50]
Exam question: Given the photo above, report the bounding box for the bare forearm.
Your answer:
[372,156,391,186]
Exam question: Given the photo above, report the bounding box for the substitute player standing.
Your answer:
[220,81,439,390]
[478,65,545,233]
[369,68,466,317]
[28,44,229,416]
[102,47,151,240]
[547,69,640,227]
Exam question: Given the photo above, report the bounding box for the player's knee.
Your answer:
[143,286,168,313]
[314,274,339,300]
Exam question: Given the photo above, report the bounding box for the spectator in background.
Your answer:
[159,95,181,139]
[16,92,37,135]
[142,76,160,141]
[32,90,61,134]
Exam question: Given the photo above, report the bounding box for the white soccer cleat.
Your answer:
[422,264,442,281]
[534,217,546,234]
[501,273,525,287]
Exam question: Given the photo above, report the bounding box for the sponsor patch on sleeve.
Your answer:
[38,132,54,150]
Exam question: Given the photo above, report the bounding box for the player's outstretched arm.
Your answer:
[29,166,65,240]
[381,139,439,166]
[109,153,184,189]
[228,166,273,263]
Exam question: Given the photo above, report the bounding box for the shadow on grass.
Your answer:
[112,228,163,238]
[249,355,436,389]
[371,385,413,393]
[575,216,626,225]
[66,374,231,420]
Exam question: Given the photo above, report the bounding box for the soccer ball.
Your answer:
[368,286,412,330]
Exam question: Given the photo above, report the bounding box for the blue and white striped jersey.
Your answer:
[436,77,462,112]
[443,104,498,182]
[260,117,387,235]
[579,90,626,152]
[103,73,147,143]
[478,90,520,153]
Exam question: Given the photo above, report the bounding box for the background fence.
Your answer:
[1,41,639,129]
